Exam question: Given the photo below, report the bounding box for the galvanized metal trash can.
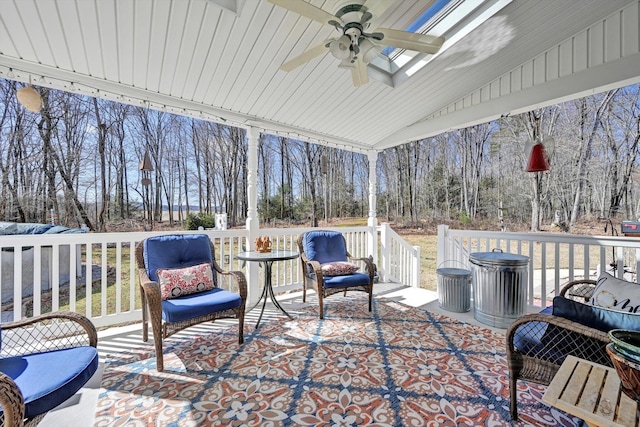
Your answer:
[436,267,472,312]
[469,251,529,328]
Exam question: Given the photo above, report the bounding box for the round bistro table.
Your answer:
[236,250,299,328]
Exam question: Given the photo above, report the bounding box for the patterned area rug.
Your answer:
[93,296,582,426]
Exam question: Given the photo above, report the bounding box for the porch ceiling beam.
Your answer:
[0,57,373,153]
[375,53,640,149]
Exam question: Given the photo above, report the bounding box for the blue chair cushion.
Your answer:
[162,287,242,323]
[512,305,551,358]
[552,296,640,332]
[323,272,371,289]
[514,297,640,366]
[144,234,215,284]
[539,305,554,315]
[0,346,99,419]
[303,231,348,264]
[513,321,549,355]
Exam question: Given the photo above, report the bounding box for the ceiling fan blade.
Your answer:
[280,42,330,72]
[351,58,369,87]
[377,28,445,54]
[268,0,339,26]
[362,0,396,28]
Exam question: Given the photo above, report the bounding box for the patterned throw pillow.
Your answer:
[590,272,640,313]
[321,261,360,276]
[157,263,215,300]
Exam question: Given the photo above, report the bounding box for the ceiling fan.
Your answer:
[269,0,445,87]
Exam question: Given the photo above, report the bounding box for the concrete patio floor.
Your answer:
[40,282,513,426]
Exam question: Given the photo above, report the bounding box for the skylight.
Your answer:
[369,0,513,87]
[381,0,453,58]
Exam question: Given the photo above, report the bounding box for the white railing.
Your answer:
[0,230,247,327]
[0,223,419,327]
[380,225,421,288]
[437,224,640,309]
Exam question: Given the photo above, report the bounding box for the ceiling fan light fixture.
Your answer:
[359,38,382,63]
[330,35,351,60]
[338,57,356,69]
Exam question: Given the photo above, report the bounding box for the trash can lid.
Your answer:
[469,251,529,266]
[436,268,471,276]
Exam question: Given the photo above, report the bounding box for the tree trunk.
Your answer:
[92,98,108,231]
[570,91,617,227]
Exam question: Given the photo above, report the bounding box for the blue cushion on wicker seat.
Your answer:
[136,234,247,372]
[512,309,551,361]
[303,231,348,264]
[162,287,243,323]
[0,346,98,419]
[511,305,552,355]
[514,297,640,366]
[552,296,640,332]
[144,234,217,284]
[297,230,375,319]
[323,272,372,289]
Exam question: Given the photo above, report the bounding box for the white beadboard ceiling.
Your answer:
[1,0,639,153]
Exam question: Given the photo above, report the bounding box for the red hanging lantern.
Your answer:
[526,143,550,172]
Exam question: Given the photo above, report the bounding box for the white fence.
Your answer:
[380,225,421,287]
[437,224,640,309]
[0,223,419,327]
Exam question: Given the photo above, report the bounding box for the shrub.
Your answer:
[458,212,472,226]
[184,213,215,230]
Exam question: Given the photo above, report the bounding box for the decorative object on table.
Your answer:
[255,236,272,253]
[607,329,640,402]
[135,234,247,371]
[606,343,640,402]
[609,329,640,362]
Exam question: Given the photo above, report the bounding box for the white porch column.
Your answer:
[245,127,260,304]
[367,150,378,279]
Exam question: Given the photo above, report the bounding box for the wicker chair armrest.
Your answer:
[137,267,153,286]
[348,255,375,280]
[559,279,597,303]
[298,250,311,264]
[0,372,25,427]
[137,268,161,301]
[217,270,248,301]
[506,313,611,367]
[303,259,323,280]
[1,311,97,357]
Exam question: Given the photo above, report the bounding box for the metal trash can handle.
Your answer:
[492,248,504,253]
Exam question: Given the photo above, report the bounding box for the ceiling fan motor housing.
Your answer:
[334,1,370,27]
[344,22,363,45]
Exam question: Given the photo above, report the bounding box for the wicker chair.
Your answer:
[297,230,375,319]
[506,279,612,420]
[135,234,247,371]
[0,311,98,427]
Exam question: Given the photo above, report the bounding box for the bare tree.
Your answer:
[569,90,617,227]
